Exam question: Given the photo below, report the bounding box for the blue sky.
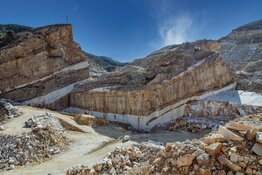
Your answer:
[0,0,261,62]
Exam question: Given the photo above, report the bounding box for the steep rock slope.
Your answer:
[69,40,235,130]
[219,19,262,92]
[0,24,90,101]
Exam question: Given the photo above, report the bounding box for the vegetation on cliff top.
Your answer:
[0,24,32,39]
[84,52,127,72]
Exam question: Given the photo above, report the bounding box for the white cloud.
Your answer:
[148,0,204,47]
[159,15,193,46]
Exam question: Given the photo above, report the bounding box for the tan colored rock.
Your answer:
[70,44,235,118]
[205,142,222,156]
[246,128,257,140]
[66,170,72,175]
[230,153,241,163]
[235,172,244,175]
[256,132,262,143]
[226,121,251,131]
[199,168,211,175]
[229,146,237,153]
[252,143,262,156]
[218,125,244,141]
[245,167,253,175]
[238,161,246,168]
[176,154,195,167]
[0,125,5,131]
[243,156,249,164]
[217,170,226,175]
[196,153,209,166]
[89,168,96,175]
[204,134,225,145]
[258,159,262,165]
[0,24,89,102]
[218,156,241,172]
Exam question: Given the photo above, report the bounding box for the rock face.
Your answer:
[69,40,234,129]
[71,53,233,116]
[219,19,262,92]
[1,21,261,130]
[0,24,89,102]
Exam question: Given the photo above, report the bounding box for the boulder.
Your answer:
[0,125,4,131]
[217,170,226,175]
[256,132,262,143]
[196,153,209,166]
[252,143,262,156]
[176,154,195,167]
[246,128,257,140]
[225,121,251,131]
[218,125,244,141]
[204,134,225,145]
[230,153,241,163]
[205,142,222,156]
[218,156,241,172]
[122,135,130,142]
[199,168,211,175]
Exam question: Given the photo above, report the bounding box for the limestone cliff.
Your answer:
[0,24,89,101]
[70,40,234,116]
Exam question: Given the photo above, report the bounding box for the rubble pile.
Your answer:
[185,100,262,118]
[25,112,65,135]
[166,101,262,133]
[0,100,21,121]
[0,113,68,171]
[74,114,109,127]
[0,99,22,131]
[68,114,262,175]
[167,116,225,133]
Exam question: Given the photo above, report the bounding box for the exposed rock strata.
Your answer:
[0,24,89,101]
[70,41,234,117]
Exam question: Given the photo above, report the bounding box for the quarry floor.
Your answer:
[1,106,209,175]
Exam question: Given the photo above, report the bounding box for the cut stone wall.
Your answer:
[70,55,234,117]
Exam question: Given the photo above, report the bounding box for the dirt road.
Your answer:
[1,106,135,175]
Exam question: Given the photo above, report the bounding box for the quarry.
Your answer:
[0,19,261,175]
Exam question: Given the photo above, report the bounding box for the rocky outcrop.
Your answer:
[0,24,90,102]
[69,40,234,130]
[219,19,262,92]
[70,53,234,116]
